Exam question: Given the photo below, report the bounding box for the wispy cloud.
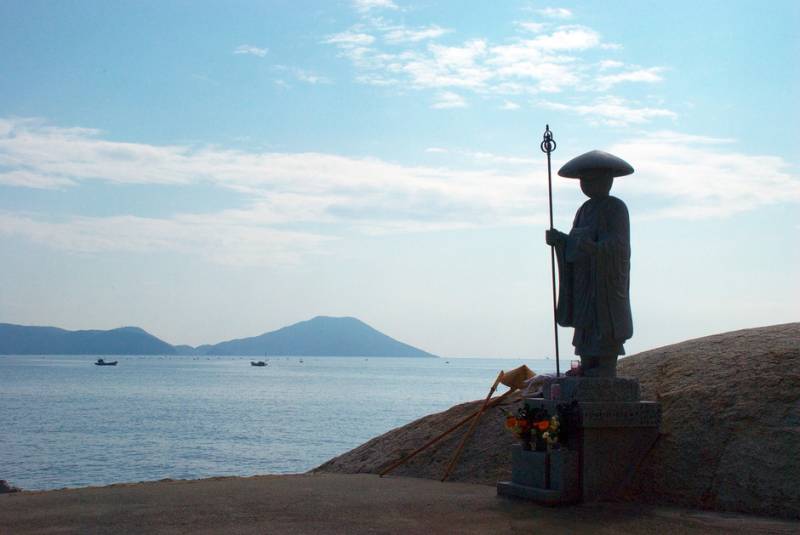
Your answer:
[0,211,329,266]
[1,169,76,189]
[233,44,268,57]
[353,0,398,13]
[516,21,547,33]
[612,131,800,219]
[540,96,677,126]
[326,13,663,102]
[384,25,451,44]
[275,66,331,85]
[425,146,536,165]
[324,31,375,47]
[598,59,624,70]
[294,70,331,84]
[324,3,672,130]
[0,118,546,263]
[597,67,665,89]
[3,118,795,264]
[402,39,491,90]
[537,7,573,19]
[431,91,467,109]
[462,150,538,166]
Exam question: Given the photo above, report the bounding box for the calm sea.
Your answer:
[0,355,555,490]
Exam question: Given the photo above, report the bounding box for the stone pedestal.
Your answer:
[497,377,660,505]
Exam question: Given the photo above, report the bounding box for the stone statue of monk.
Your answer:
[545,150,634,378]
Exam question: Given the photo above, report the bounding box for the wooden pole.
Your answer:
[379,387,517,477]
[440,371,504,482]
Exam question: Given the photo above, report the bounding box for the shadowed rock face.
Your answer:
[314,323,800,519]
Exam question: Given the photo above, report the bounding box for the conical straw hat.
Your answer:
[558,150,634,179]
[499,365,535,390]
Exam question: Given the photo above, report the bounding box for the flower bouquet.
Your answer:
[504,405,561,451]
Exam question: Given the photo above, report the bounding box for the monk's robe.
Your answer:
[553,195,633,356]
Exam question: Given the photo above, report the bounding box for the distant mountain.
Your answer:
[0,316,437,357]
[0,324,176,355]
[196,316,436,357]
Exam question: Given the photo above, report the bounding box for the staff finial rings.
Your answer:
[541,125,556,154]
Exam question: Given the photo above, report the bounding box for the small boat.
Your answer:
[94,358,118,366]
[251,361,267,367]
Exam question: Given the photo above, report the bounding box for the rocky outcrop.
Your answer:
[618,322,800,519]
[314,323,800,519]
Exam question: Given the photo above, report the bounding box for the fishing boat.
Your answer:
[94,358,118,366]
[251,361,267,367]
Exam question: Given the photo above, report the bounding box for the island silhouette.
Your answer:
[0,316,437,357]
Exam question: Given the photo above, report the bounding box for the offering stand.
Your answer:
[497,376,660,504]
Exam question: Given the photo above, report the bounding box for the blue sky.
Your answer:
[1,0,798,357]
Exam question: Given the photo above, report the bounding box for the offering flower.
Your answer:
[535,420,550,431]
[503,405,562,450]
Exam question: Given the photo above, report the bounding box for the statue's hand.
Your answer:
[545,229,566,246]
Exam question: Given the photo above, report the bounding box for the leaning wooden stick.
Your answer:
[440,371,504,482]
[379,387,517,477]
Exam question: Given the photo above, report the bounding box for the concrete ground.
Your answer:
[1,473,796,535]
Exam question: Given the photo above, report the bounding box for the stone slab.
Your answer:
[510,446,579,496]
[549,450,579,495]
[543,377,640,402]
[580,424,661,501]
[578,401,661,428]
[511,446,547,489]
[497,481,570,505]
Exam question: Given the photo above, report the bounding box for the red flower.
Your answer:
[535,420,549,431]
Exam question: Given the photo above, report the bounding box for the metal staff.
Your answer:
[540,125,560,378]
